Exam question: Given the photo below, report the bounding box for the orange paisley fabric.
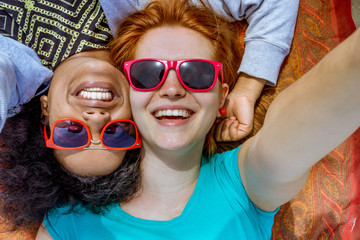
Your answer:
[271,0,358,239]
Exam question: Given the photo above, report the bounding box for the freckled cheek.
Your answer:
[196,92,220,107]
[129,91,152,112]
[130,100,147,119]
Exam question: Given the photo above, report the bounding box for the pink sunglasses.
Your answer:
[124,58,223,92]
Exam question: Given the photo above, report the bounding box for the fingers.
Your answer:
[215,117,252,142]
[216,78,260,141]
[215,103,253,142]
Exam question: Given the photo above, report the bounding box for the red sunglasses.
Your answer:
[44,118,141,150]
[124,58,223,92]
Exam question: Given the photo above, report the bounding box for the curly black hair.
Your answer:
[0,95,141,230]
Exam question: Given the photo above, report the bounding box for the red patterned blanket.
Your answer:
[271,0,358,239]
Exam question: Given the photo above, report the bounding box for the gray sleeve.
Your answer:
[194,0,300,85]
[0,52,16,132]
[99,0,145,35]
[100,0,299,85]
[0,35,53,118]
[239,0,299,85]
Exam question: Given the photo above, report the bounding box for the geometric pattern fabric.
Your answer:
[0,0,112,70]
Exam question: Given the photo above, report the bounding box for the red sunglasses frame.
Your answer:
[124,58,223,92]
[44,118,141,150]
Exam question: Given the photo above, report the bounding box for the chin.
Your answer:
[65,163,121,177]
[60,152,126,177]
[155,138,195,152]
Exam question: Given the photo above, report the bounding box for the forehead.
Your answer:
[134,26,215,60]
[55,50,110,69]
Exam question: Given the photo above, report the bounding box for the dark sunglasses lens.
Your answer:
[179,61,215,90]
[103,122,137,148]
[130,60,165,89]
[53,121,88,148]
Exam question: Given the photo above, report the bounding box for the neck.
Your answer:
[120,141,204,220]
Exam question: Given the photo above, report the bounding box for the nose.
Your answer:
[82,109,111,141]
[158,70,186,98]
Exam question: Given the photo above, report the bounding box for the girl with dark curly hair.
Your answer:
[0,50,142,230]
[0,1,143,231]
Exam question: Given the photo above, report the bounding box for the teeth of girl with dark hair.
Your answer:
[78,88,113,101]
[154,109,191,120]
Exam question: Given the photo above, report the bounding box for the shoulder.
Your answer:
[36,222,54,240]
[44,205,92,239]
[44,203,121,240]
[202,145,242,190]
[207,145,241,165]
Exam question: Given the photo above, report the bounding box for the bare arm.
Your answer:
[239,28,360,211]
[36,222,54,240]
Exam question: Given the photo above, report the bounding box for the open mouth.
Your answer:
[77,87,114,101]
[154,109,192,120]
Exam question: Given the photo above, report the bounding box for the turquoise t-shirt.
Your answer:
[45,146,277,239]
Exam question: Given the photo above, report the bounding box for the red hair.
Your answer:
[109,0,242,156]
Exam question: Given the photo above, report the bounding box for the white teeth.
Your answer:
[78,88,113,100]
[154,109,191,118]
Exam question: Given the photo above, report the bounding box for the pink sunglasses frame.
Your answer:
[124,58,223,92]
[44,118,142,150]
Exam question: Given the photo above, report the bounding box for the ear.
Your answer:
[40,95,49,124]
[219,83,229,108]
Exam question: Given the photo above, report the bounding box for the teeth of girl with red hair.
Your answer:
[78,88,113,101]
[154,109,191,119]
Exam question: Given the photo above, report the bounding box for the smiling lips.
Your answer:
[154,109,191,120]
[78,87,113,101]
